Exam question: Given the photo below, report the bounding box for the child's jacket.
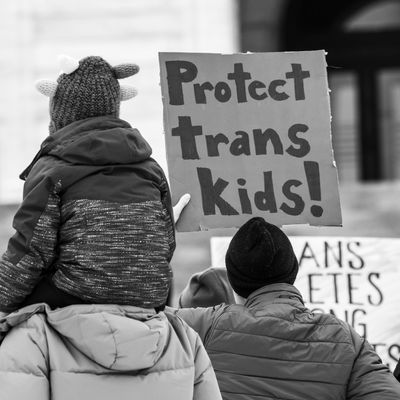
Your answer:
[0,116,175,312]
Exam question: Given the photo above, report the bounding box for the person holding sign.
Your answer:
[171,217,400,400]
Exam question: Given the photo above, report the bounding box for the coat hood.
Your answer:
[0,304,168,372]
[20,116,152,180]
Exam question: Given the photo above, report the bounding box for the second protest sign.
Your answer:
[210,235,400,371]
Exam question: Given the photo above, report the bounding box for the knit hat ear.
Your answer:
[35,79,58,97]
[58,54,79,74]
[113,63,139,79]
[120,84,138,101]
[115,64,139,100]
[225,217,299,298]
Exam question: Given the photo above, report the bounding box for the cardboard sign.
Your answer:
[159,51,341,231]
[210,236,400,371]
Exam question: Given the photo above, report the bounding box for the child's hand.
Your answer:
[173,194,191,223]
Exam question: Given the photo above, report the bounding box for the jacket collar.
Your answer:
[20,116,151,180]
[244,283,305,309]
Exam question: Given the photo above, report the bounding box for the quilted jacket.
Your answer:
[174,283,400,400]
[0,116,175,312]
[0,304,222,400]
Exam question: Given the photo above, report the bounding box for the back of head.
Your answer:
[35,55,139,133]
[225,217,298,298]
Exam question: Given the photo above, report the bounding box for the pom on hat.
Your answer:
[225,217,299,298]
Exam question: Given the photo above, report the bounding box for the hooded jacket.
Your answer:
[0,116,175,312]
[173,283,400,400]
[0,304,222,400]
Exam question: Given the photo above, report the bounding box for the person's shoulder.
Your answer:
[1,305,50,345]
[22,155,68,200]
[165,304,231,332]
[311,310,352,328]
[161,309,203,348]
[142,156,165,174]
[306,310,357,346]
[165,303,229,321]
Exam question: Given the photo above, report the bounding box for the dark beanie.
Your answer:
[179,267,235,308]
[225,217,298,298]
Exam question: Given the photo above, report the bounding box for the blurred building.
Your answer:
[241,0,400,183]
[3,0,400,198]
[0,0,238,203]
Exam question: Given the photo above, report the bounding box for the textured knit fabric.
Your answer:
[0,304,222,400]
[0,116,175,312]
[226,217,298,297]
[50,56,121,133]
[173,283,400,400]
[179,267,235,308]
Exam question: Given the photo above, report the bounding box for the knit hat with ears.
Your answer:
[226,217,299,298]
[35,55,139,134]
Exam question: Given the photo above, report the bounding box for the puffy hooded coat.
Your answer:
[174,283,400,400]
[0,116,175,312]
[0,303,222,400]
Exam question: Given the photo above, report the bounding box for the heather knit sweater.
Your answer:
[0,116,175,312]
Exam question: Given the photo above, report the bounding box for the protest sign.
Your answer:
[210,236,400,371]
[159,51,341,231]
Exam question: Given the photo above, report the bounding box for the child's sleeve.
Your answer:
[154,162,176,259]
[0,159,61,312]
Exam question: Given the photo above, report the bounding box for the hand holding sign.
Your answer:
[159,51,341,231]
[173,193,191,223]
